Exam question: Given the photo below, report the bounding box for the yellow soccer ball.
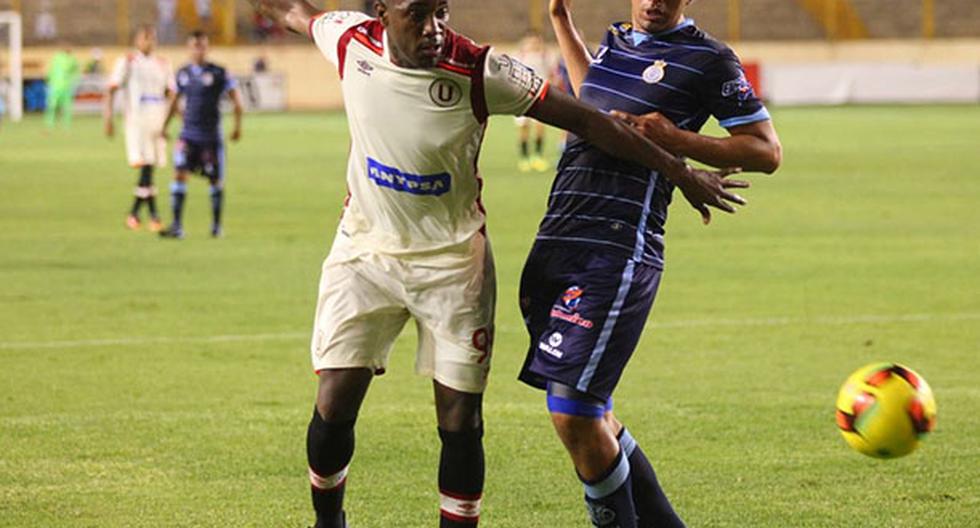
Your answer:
[835,363,937,459]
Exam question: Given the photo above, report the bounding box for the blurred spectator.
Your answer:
[196,0,213,27]
[157,0,179,44]
[253,13,285,41]
[84,48,104,75]
[35,0,57,41]
[253,53,268,73]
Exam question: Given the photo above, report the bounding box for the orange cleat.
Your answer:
[126,215,141,231]
[149,219,164,233]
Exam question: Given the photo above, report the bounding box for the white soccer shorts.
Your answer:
[310,232,496,394]
[124,108,168,168]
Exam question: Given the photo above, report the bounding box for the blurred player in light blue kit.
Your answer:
[160,30,244,239]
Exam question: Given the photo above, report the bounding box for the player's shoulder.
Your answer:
[674,22,740,61]
[437,29,489,75]
[205,62,228,75]
[312,10,377,39]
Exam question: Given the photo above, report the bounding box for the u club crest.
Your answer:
[429,78,463,108]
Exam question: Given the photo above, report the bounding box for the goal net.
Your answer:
[0,11,23,122]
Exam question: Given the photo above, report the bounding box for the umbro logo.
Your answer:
[356,60,374,76]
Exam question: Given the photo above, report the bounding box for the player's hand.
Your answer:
[670,165,749,225]
[611,110,679,151]
[104,119,114,138]
[230,128,242,142]
[549,0,572,17]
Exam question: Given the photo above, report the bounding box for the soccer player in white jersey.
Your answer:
[104,25,175,232]
[248,1,748,526]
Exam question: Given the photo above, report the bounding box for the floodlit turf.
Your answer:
[1,106,978,527]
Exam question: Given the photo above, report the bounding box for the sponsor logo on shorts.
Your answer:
[551,286,594,329]
[561,286,583,310]
[549,308,594,329]
[539,332,564,358]
[367,157,451,197]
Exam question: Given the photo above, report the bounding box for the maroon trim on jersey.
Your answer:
[337,20,384,79]
[473,122,489,235]
[525,80,551,117]
[306,12,327,41]
[469,49,490,124]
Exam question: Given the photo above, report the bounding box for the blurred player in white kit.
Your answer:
[515,31,557,172]
[103,25,175,232]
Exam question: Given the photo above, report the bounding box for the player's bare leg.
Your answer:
[433,381,484,527]
[547,382,637,527]
[308,368,373,528]
[160,170,190,239]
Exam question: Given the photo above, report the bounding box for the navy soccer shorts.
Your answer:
[518,242,662,402]
[174,139,224,183]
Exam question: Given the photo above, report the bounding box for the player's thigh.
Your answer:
[412,239,496,394]
[173,139,199,174]
[311,256,411,376]
[524,249,661,401]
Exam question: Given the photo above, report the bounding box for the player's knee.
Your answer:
[435,383,483,432]
[547,383,611,445]
[307,408,355,486]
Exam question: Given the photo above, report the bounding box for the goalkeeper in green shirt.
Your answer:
[45,48,80,129]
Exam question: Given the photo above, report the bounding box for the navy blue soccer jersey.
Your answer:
[537,19,770,268]
[175,62,235,143]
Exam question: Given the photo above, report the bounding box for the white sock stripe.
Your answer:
[309,466,348,491]
[439,493,482,519]
[619,428,638,458]
[584,453,631,499]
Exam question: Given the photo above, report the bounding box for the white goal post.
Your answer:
[0,11,23,122]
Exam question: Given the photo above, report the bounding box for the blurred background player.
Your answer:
[44,46,79,130]
[515,31,556,172]
[518,1,781,527]
[104,25,175,232]
[159,30,244,239]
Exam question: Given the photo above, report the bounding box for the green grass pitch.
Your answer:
[1,106,978,527]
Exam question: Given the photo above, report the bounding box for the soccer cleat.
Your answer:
[125,215,141,231]
[518,158,532,173]
[210,224,223,238]
[149,219,164,233]
[531,155,549,172]
[158,224,185,240]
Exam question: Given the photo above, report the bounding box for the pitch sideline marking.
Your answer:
[1,312,978,351]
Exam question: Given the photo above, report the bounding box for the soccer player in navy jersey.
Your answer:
[160,31,244,239]
[518,1,782,527]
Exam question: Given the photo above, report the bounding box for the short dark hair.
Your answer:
[188,30,208,41]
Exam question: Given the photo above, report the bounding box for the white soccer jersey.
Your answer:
[109,52,175,117]
[310,12,549,256]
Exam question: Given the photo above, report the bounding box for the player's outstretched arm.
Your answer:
[246,0,320,36]
[103,85,118,138]
[613,111,782,174]
[161,92,181,140]
[527,87,748,224]
[549,0,591,95]
[229,88,244,142]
